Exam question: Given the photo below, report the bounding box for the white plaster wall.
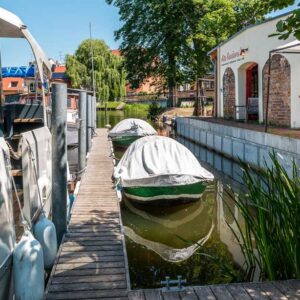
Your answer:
[288,54,300,128]
[217,15,297,125]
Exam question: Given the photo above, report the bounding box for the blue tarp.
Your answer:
[1,65,35,78]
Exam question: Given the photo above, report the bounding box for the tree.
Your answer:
[66,39,126,101]
[106,0,198,106]
[107,0,294,107]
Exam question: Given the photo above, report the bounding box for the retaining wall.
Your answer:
[176,117,300,175]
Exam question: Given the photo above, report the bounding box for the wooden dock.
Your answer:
[128,280,300,300]
[46,128,300,300]
[46,129,129,299]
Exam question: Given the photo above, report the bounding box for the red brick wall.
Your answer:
[263,54,291,127]
[223,67,236,119]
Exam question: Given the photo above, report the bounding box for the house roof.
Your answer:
[208,10,294,56]
[53,65,67,73]
[111,49,121,56]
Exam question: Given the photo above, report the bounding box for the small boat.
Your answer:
[114,136,214,204]
[108,118,157,149]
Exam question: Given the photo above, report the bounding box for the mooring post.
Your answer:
[92,96,97,130]
[86,95,92,153]
[51,83,67,245]
[78,91,87,179]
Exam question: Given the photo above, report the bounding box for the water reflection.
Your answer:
[122,178,246,289]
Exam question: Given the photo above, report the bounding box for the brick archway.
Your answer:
[263,54,291,127]
[223,67,236,119]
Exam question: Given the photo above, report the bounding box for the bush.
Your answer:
[147,101,165,120]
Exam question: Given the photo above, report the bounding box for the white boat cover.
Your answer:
[21,127,52,226]
[0,138,15,300]
[108,118,157,138]
[114,136,214,187]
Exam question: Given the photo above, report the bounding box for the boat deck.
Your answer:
[45,128,129,299]
[45,128,300,300]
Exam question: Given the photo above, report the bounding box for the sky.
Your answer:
[0,0,299,67]
[0,0,122,66]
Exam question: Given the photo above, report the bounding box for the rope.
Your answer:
[4,152,29,230]
[6,140,22,161]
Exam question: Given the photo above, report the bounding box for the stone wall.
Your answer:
[263,54,291,127]
[223,67,235,119]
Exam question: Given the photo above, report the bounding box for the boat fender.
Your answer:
[34,214,57,269]
[13,230,44,300]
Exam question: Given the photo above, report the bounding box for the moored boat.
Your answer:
[114,136,214,204]
[108,118,157,149]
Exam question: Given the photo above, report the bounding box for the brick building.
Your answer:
[209,12,300,128]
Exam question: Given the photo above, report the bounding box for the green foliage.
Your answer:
[98,101,125,109]
[66,39,126,101]
[123,103,150,114]
[272,6,300,40]
[226,152,300,281]
[106,0,290,104]
[147,101,165,120]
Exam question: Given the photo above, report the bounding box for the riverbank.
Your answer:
[158,107,194,120]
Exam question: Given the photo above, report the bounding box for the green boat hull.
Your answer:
[111,136,141,149]
[124,181,207,204]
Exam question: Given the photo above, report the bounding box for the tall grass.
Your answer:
[226,152,300,281]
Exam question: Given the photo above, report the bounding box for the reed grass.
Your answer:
[225,152,300,281]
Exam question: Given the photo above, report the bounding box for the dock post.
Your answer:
[92,96,97,129]
[51,83,68,245]
[78,91,87,179]
[86,95,92,152]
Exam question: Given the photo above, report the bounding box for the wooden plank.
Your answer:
[243,283,269,300]
[55,267,126,277]
[210,285,235,300]
[51,274,125,284]
[193,286,216,300]
[62,240,122,246]
[14,118,43,123]
[272,280,300,300]
[162,291,181,300]
[61,245,123,252]
[59,250,124,257]
[49,280,127,292]
[47,289,128,299]
[144,289,163,300]
[55,261,125,270]
[129,290,146,300]
[258,282,288,300]
[179,287,198,300]
[226,284,252,300]
[58,255,124,264]
[11,169,22,177]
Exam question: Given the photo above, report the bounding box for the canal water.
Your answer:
[97,110,247,289]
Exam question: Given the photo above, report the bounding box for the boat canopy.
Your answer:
[114,136,214,187]
[108,118,157,138]
[2,65,35,78]
[0,8,51,81]
[0,7,51,124]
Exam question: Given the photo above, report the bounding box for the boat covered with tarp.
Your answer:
[108,118,157,148]
[114,136,214,203]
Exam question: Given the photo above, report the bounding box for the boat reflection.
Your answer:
[121,183,216,262]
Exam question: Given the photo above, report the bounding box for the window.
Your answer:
[10,81,18,88]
